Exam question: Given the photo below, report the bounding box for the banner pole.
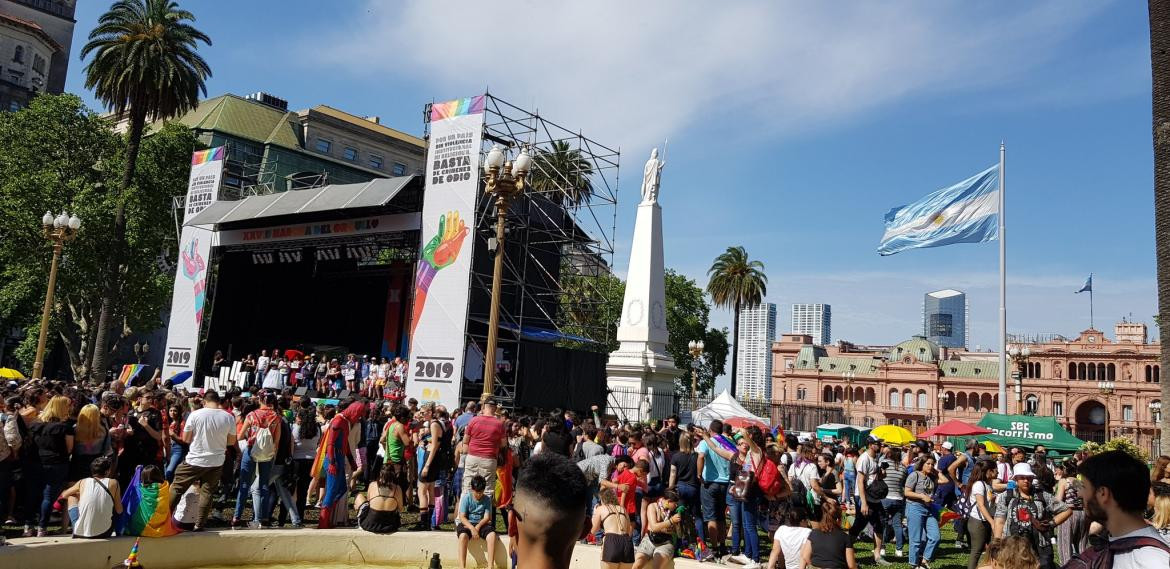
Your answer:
[1090,275,1095,330]
[998,142,1008,414]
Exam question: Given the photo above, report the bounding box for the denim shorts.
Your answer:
[700,481,728,522]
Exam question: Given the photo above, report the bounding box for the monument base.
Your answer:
[606,348,679,423]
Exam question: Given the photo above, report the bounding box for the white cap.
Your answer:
[941,441,954,450]
[1012,462,1036,479]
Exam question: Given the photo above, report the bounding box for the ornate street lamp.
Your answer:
[133,340,150,363]
[32,210,82,379]
[1008,345,1030,413]
[1098,380,1115,441]
[480,144,531,403]
[688,339,705,406]
[937,390,949,425]
[842,371,856,423]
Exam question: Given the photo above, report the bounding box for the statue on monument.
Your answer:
[641,147,665,204]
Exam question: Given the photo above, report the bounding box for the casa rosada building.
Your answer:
[770,321,1164,454]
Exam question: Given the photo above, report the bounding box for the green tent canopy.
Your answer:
[977,413,1084,452]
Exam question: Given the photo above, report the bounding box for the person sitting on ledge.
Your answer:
[513,452,590,569]
[457,474,498,569]
[354,463,404,534]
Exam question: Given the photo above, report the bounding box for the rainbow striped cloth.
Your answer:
[117,466,180,537]
[117,364,149,386]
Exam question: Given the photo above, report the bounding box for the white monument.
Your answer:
[606,148,679,421]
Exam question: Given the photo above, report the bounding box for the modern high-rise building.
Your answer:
[923,289,968,348]
[791,303,831,346]
[736,303,776,401]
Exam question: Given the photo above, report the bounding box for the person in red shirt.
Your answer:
[615,458,649,538]
[462,400,506,501]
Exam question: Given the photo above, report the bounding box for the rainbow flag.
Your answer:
[117,364,148,386]
[190,146,225,165]
[118,466,180,537]
[429,95,485,121]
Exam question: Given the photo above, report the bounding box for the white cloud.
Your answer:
[308,1,1115,152]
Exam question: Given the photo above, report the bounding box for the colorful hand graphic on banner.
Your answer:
[180,238,208,327]
[411,211,469,340]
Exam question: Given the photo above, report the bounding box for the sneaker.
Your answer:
[230,518,245,529]
[893,549,903,558]
[289,522,304,529]
[954,540,964,549]
[36,529,47,538]
[729,554,752,565]
[742,563,761,569]
[874,557,892,566]
[21,526,33,537]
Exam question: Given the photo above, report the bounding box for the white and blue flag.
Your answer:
[878,165,1000,256]
[1076,274,1092,293]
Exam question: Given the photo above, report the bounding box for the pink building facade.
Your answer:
[771,322,1163,453]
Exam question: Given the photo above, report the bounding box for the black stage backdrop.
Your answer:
[515,341,606,411]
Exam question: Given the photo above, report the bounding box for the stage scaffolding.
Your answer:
[425,92,620,408]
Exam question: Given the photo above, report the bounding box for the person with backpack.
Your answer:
[881,448,908,560]
[848,436,890,566]
[993,462,1071,569]
[726,426,768,567]
[787,443,818,525]
[232,392,281,528]
[1060,450,1170,569]
[695,421,735,558]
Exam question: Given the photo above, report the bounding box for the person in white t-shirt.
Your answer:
[766,504,812,569]
[1066,450,1170,569]
[255,350,270,387]
[964,460,997,569]
[167,391,237,531]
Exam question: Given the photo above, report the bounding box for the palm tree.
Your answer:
[706,246,767,399]
[81,0,211,380]
[528,140,594,208]
[1151,0,1170,456]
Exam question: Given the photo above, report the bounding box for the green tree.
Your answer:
[82,0,212,380]
[1152,0,1170,456]
[528,140,594,208]
[0,95,197,378]
[558,268,729,394]
[706,246,767,398]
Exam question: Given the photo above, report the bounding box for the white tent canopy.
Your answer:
[690,391,770,427]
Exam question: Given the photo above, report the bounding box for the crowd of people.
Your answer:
[1,370,1169,569]
[208,349,408,400]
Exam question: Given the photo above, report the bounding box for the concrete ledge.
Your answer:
[0,529,703,569]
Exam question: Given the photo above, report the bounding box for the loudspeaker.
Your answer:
[294,387,308,398]
[338,389,351,400]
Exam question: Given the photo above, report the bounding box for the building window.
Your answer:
[343,147,358,161]
[928,313,953,337]
[917,390,928,410]
[8,100,20,112]
[889,389,899,408]
[369,155,384,169]
[316,139,332,154]
[392,162,407,176]
[13,46,23,64]
[1025,395,1038,415]
[1123,405,1134,421]
[796,387,806,400]
[32,54,44,75]
[903,390,914,409]
[1107,363,1115,381]
[1053,401,1063,417]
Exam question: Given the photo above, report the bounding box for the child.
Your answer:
[457,475,498,569]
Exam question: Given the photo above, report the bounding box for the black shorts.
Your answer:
[457,524,495,540]
[602,533,635,564]
[420,466,447,484]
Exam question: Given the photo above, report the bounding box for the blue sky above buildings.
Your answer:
[64,2,1157,390]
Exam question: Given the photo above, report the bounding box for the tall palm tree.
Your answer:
[528,140,594,208]
[706,246,767,399]
[82,0,211,380]
[1151,0,1170,456]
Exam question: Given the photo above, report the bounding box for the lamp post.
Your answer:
[133,340,150,364]
[842,371,855,424]
[1151,401,1163,451]
[937,390,949,426]
[1008,345,1030,414]
[32,210,82,380]
[688,339,705,407]
[480,144,531,403]
[1098,380,1115,441]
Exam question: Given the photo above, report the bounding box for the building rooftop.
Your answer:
[171,94,303,150]
[888,336,940,364]
[927,289,964,298]
[307,105,425,148]
[0,12,61,51]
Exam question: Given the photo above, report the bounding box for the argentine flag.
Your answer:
[878,165,1000,256]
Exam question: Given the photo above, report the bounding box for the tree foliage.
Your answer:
[559,267,729,395]
[528,140,595,209]
[1078,437,1148,462]
[0,94,197,378]
[706,245,768,396]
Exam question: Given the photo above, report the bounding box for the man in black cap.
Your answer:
[849,435,890,565]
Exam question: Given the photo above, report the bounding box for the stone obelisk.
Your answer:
[606,148,679,421]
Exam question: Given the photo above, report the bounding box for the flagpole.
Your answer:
[1090,278,1094,329]
[998,142,1007,414]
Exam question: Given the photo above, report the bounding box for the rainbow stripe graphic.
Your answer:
[117,364,147,386]
[118,466,180,537]
[430,95,485,121]
[190,146,226,166]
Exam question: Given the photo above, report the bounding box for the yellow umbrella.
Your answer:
[871,424,916,445]
[980,439,1005,454]
[0,368,25,380]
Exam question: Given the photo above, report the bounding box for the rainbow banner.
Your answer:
[190,146,226,166]
[117,364,149,386]
[118,466,180,537]
[429,95,485,121]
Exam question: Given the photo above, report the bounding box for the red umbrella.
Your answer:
[724,416,770,431]
[284,349,305,361]
[919,419,992,438]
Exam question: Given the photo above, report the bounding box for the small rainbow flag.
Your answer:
[190,146,225,166]
[430,95,485,121]
[118,364,147,386]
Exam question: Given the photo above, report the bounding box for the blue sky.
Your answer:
[64,2,1157,390]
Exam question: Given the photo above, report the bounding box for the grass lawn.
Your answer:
[849,524,976,569]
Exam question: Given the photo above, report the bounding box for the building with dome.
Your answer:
[771,320,1163,455]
